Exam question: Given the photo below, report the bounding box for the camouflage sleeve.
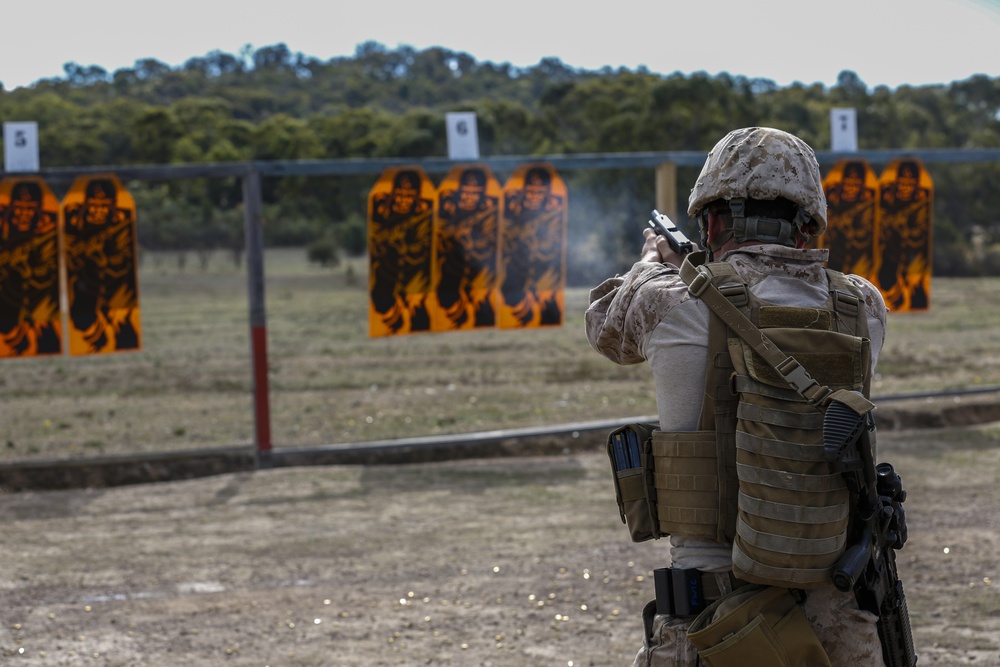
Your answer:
[844,273,888,371]
[584,261,686,365]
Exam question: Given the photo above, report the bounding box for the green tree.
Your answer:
[2,43,998,277]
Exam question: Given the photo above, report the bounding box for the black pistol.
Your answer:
[648,210,694,255]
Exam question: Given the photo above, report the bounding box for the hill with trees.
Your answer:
[1,41,998,282]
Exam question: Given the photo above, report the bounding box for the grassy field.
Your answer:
[2,248,1000,463]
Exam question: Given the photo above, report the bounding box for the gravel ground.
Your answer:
[1,417,998,666]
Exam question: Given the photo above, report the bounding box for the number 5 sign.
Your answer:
[4,121,40,172]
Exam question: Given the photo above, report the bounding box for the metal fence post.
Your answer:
[242,166,272,457]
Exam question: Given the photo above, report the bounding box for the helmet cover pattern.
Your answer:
[688,127,828,237]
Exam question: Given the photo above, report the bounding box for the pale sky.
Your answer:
[2,0,998,92]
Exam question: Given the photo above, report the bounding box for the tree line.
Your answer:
[1,41,999,283]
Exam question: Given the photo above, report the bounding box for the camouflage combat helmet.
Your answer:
[688,127,827,250]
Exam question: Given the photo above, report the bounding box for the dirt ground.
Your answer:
[1,414,999,666]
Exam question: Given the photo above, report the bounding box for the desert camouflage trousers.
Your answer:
[631,584,885,667]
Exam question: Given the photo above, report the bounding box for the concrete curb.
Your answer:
[0,419,625,492]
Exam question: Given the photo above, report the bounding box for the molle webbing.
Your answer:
[734,289,865,587]
[680,257,872,589]
[651,431,722,539]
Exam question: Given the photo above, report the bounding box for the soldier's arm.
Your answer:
[585,261,686,365]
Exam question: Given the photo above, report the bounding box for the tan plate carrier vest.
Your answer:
[652,254,873,588]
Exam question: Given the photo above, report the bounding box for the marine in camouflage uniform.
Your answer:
[586,128,889,667]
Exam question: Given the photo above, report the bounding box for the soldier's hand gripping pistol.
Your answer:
[824,395,917,667]
[648,210,695,256]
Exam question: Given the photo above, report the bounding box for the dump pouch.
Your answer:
[607,422,659,542]
[687,585,832,667]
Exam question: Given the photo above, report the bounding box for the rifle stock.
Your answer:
[825,398,917,667]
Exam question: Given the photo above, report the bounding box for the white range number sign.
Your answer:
[4,121,40,172]
[446,112,480,160]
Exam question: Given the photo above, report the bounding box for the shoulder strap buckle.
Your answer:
[719,283,749,308]
[832,290,860,317]
[775,357,832,405]
[687,266,711,297]
[682,259,739,299]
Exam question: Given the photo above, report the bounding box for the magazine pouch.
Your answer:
[607,422,659,542]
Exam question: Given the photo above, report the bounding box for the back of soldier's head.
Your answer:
[688,127,827,249]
